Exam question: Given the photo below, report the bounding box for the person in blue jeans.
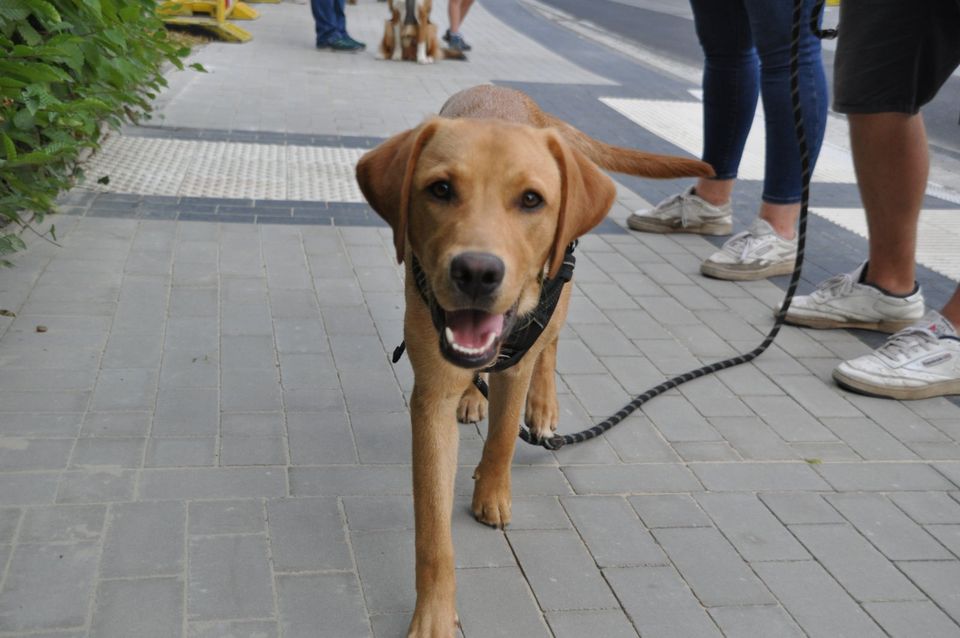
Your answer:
[312,0,365,51]
[629,0,828,281]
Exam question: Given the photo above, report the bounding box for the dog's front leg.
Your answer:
[408,384,462,638]
[472,361,535,528]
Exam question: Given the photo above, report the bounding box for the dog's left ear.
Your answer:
[546,133,617,278]
[356,119,440,264]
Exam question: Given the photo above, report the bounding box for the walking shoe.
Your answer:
[443,29,472,51]
[627,185,733,235]
[784,262,925,332]
[833,310,960,400]
[700,218,797,281]
[317,36,364,52]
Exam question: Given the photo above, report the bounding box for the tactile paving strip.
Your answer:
[815,208,960,281]
[599,97,858,183]
[82,136,367,202]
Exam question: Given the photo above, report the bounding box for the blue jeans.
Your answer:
[690,0,828,204]
[312,0,346,45]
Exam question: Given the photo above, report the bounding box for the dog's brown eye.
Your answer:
[520,190,543,210]
[429,180,453,200]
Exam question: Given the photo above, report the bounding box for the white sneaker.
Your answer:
[627,185,733,235]
[700,218,797,281]
[784,262,925,333]
[834,311,960,400]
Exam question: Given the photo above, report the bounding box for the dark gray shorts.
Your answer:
[833,0,960,114]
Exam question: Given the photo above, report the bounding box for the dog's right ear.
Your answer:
[356,119,440,264]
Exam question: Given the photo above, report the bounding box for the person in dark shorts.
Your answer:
[785,0,960,400]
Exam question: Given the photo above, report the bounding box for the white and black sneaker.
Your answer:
[834,310,960,400]
[700,218,797,281]
[627,185,733,236]
[784,262,925,333]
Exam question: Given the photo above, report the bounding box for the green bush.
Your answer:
[0,0,196,263]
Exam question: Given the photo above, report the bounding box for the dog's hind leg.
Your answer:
[524,335,560,441]
[457,374,487,423]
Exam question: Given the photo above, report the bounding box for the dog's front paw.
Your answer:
[407,602,459,638]
[525,392,559,441]
[457,383,487,423]
[417,55,435,65]
[471,467,511,528]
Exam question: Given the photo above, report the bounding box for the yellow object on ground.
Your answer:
[159,0,258,42]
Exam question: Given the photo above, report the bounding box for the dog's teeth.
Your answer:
[483,332,497,350]
[445,327,455,345]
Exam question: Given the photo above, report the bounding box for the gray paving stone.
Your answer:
[708,605,804,638]
[561,496,667,566]
[189,535,274,620]
[69,437,145,469]
[695,493,808,562]
[2,413,83,437]
[351,411,411,465]
[352,529,414,614]
[826,493,952,560]
[90,368,158,411]
[81,411,151,437]
[56,469,135,503]
[673,442,740,462]
[754,560,885,638]
[642,395,721,442]
[935,463,960,488]
[791,441,860,461]
[924,524,960,557]
[691,462,830,492]
[508,529,620,610]
[0,472,59,506]
[741,395,836,442]
[708,416,800,460]
[169,287,218,317]
[629,494,712,528]
[101,501,185,578]
[277,573,370,638]
[221,435,286,466]
[221,367,282,412]
[0,507,20,543]
[286,411,359,465]
[601,415,681,463]
[91,577,182,638]
[291,466,411,496]
[792,523,925,602]
[546,610,639,638]
[896,561,960,625]
[189,499,264,535]
[563,463,701,494]
[19,504,105,543]
[604,566,722,638]
[457,566,552,638]
[817,462,957,492]
[653,527,774,606]
[821,417,919,460]
[0,542,99,632]
[451,507,515,568]
[890,492,960,524]
[102,333,163,368]
[145,437,217,467]
[189,620,279,638]
[139,468,286,499]
[267,497,351,572]
[864,601,960,638]
[759,493,845,525]
[573,323,640,356]
[847,395,952,443]
[339,368,407,413]
[221,334,277,368]
[0,438,73,472]
[342,495,414,532]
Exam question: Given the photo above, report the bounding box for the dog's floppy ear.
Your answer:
[356,119,440,263]
[546,133,617,278]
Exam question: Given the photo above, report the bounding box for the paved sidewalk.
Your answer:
[1,1,960,637]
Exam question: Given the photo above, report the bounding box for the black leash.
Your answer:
[396,0,835,451]
[506,0,836,450]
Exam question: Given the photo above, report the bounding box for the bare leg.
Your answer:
[848,112,928,295]
[694,177,733,206]
[448,0,474,32]
[941,287,960,328]
[697,178,798,239]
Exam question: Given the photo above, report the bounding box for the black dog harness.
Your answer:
[391,242,577,372]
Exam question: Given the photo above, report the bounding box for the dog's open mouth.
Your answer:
[440,306,517,368]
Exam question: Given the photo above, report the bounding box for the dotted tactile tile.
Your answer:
[599,97,858,184]
[815,207,960,281]
[82,136,366,202]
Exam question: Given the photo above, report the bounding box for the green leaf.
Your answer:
[0,133,15,160]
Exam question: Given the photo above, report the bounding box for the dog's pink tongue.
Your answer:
[446,310,504,349]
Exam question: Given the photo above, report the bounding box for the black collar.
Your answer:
[394,243,576,372]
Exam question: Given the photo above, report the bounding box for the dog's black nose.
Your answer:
[450,252,505,299]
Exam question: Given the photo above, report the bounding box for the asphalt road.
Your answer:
[539,0,960,158]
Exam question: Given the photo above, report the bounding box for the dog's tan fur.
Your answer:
[356,85,712,638]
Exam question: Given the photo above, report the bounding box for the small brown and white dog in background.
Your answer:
[379,0,464,64]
